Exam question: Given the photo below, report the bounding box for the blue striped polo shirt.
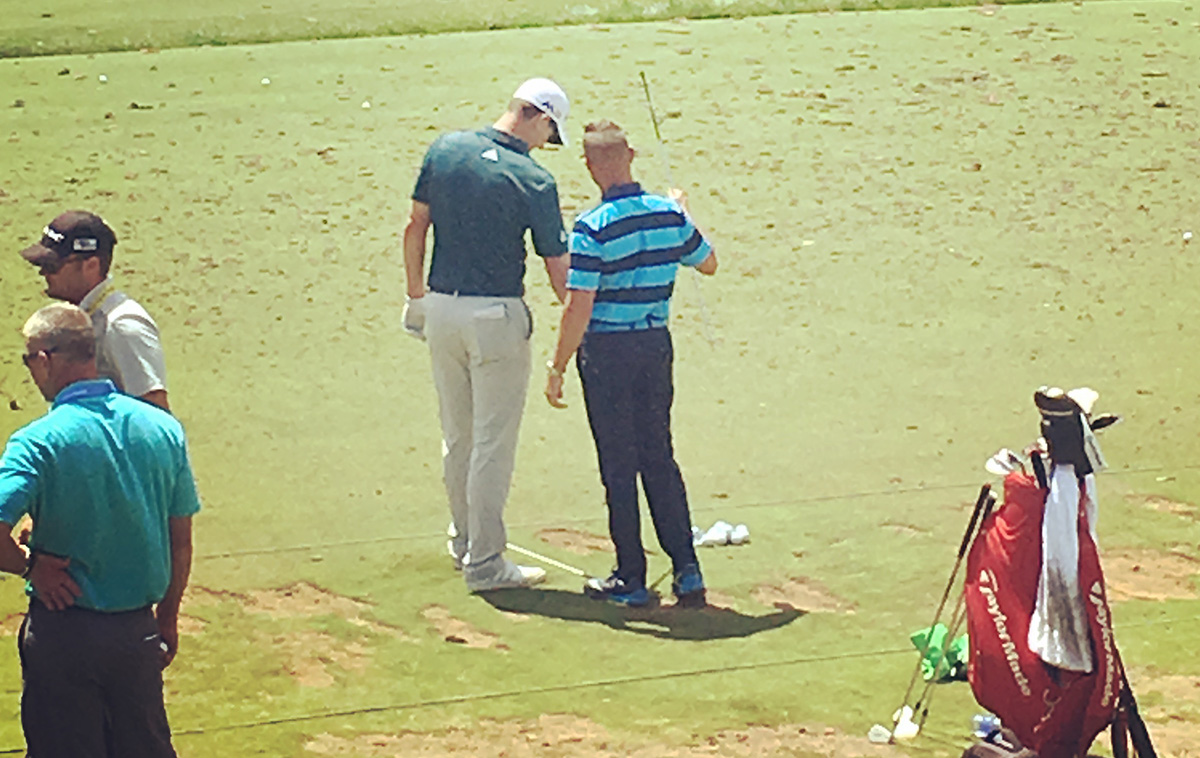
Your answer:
[568,183,712,333]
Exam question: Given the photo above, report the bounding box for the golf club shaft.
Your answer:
[913,493,996,729]
[638,71,717,348]
[915,592,971,730]
[506,542,587,577]
[896,483,992,713]
[639,72,674,187]
[648,567,673,591]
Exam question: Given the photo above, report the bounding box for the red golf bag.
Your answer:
[964,472,1121,757]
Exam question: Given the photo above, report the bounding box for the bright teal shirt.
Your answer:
[0,379,201,612]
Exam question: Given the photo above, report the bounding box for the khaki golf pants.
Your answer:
[425,292,531,573]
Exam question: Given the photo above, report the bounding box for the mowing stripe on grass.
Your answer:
[174,647,916,735]
[196,463,1200,561]
[1,612,1198,752]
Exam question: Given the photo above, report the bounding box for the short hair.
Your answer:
[582,120,632,162]
[22,303,96,363]
[509,99,546,123]
[95,247,114,277]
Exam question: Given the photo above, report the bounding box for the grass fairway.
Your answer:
[1,0,1056,58]
[1,1,1200,756]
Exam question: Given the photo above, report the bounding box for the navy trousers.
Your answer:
[578,328,700,585]
[19,601,176,758]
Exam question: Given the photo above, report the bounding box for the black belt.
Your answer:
[430,286,520,298]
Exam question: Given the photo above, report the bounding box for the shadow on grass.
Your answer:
[480,588,804,640]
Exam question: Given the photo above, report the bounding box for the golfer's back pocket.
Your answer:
[471,303,529,364]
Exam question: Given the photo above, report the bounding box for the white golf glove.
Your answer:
[402,296,426,341]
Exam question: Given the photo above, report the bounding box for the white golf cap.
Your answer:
[512,77,569,146]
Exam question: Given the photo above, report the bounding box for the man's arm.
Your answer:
[107,313,170,404]
[401,201,433,339]
[141,390,169,410]
[156,515,193,668]
[0,445,80,609]
[403,201,432,299]
[544,289,596,408]
[0,522,79,610]
[0,523,29,576]
[544,254,569,304]
[668,189,718,276]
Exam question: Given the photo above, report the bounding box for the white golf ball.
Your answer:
[361,100,371,109]
[261,77,271,86]
[98,74,108,83]
[1185,231,1194,242]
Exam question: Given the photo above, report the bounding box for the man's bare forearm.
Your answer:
[544,255,570,304]
[403,225,428,299]
[157,517,193,618]
[403,202,432,300]
[0,525,29,576]
[551,290,596,372]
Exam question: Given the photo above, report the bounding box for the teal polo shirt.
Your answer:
[413,127,567,297]
[0,379,201,612]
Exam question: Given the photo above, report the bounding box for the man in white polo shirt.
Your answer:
[19,210,170,410]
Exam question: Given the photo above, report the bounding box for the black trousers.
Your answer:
[18,601,176,758]
[578,328,700,585]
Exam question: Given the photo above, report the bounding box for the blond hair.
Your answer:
[22,303,96,363]
[582,120,632,161]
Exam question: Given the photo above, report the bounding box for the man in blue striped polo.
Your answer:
[544,120,718,607]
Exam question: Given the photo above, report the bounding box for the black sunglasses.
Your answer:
[21,347,58,366]
[38,254,94,276]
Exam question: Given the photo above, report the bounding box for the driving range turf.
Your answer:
[1,0,1199,755]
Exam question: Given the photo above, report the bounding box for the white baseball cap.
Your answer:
[512,77,570,146]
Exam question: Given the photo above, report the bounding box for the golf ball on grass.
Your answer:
[261,77,271,86]
[1184,231,1193,242]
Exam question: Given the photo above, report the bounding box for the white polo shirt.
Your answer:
[78,277,167,397]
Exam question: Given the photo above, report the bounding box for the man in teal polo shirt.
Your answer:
[402,78,570,592]
[0,302,200,757]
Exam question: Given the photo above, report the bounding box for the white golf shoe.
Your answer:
[465,558,547,593]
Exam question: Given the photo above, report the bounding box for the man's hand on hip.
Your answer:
[402,295,427,341]
[29,553,82,611]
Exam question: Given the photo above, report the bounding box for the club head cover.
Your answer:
[1035,386,1094,476]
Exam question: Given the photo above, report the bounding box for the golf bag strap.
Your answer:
[1111,708,1129,758]
[1116,677,1158,758]
[1030,451,1048,489]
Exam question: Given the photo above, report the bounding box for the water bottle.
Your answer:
[972,713,1001,740]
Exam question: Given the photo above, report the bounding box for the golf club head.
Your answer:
[867,724,892,744]
[985,448,1021,476]
[893,715,920,740]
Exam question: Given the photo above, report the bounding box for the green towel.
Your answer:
[911,623,969,682]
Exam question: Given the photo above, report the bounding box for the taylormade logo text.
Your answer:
[1089,581,1117,707]
[978,569,1033,697]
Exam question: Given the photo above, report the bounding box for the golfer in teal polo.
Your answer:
[0,303,200,757]
[402,78,571,592]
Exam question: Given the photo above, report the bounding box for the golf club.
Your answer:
[648,567,673,591]
[912,492,997,734]
[506,542,587,577]
[893,482,992,733]
[638,71,717,348]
